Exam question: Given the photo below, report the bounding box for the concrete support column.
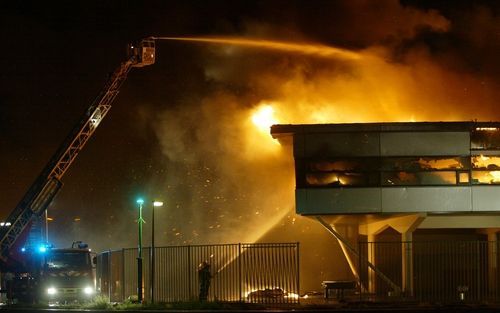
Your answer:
[401,231,413,297]
[333,224,361,282]
[488,232,498,293]
[367,234,376,293]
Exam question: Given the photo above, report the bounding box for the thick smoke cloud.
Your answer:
[148,1,500,248]
[154,93,294,245]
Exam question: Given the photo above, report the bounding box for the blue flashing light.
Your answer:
[21,247,26,253]
[136,198,144,205]
[38,246,47,253]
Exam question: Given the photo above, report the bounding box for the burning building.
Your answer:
[271,121,500,301]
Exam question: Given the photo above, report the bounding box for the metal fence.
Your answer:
[96,243,299,303]
[357,241,499,303]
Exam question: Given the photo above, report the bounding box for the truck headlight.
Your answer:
[83,286,94,295]
[47,287,57,295]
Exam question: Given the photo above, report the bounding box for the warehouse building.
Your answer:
[271,122,500,301]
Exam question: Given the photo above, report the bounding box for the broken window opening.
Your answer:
[471,155,500,170]
[471,129,500,150]
[382,171,457,186]
[471,170,500,184]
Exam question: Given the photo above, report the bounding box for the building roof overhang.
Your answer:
[270,121,500,140]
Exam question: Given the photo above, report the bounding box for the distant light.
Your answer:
[0,222,11,227]
[21,247,26,253]
[83,286,94,295]
[153,201,164,207]
[39,246,47,253]
[476,127,499,131]
[47,287,57,295]
[136,198,144,205]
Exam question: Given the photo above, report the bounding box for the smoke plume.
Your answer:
[151,1,500,248]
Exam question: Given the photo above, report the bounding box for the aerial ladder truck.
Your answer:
[0,38,155,302]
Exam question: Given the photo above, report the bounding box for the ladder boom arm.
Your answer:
[0,37,156,261]
[0,60,133,259]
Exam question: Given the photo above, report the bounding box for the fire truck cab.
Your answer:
[41,242,95,302]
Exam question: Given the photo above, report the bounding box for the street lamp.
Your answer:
[150,200,163,303]
[136,198,145,303]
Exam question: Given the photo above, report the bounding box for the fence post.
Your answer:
[358,242,362,301]
[120,249,125,302]
[108,249,112,301]
[402,233,414,298]
[487,235,498,301]
[188,245,192,300]
[238,243,242,302]
[296,242,300,303]
[477,242,481,301]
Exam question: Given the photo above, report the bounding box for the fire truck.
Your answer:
[0,38,156,302]
[9,242,95,303]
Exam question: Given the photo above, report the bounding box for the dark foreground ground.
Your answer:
[2,303,500,313]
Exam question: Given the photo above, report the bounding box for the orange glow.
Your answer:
[251,104,278,133]
[240,103,282,160]
[473,171,500,184]
[155,34,500,248]
[472,155,500,169]
[492,171,500,181]
[165,36,496,129]
[417,158,464,170]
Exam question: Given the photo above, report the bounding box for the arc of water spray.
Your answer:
[152,36,362,60]
[315,216,402,294]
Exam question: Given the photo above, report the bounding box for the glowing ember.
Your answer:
[285,292,300,299]
[244,287,298,300]
[476,127,499,131]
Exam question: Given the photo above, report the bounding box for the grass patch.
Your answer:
[81,295,113,310]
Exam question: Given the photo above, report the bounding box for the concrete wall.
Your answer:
[297,187,475,214]
[296,131,470,158]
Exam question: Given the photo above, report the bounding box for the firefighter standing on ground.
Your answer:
[198,261,211,301]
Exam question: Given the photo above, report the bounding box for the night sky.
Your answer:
[1,1,500,259]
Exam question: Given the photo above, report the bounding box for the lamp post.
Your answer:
[136,198,145,303]
[150,200,163,303]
